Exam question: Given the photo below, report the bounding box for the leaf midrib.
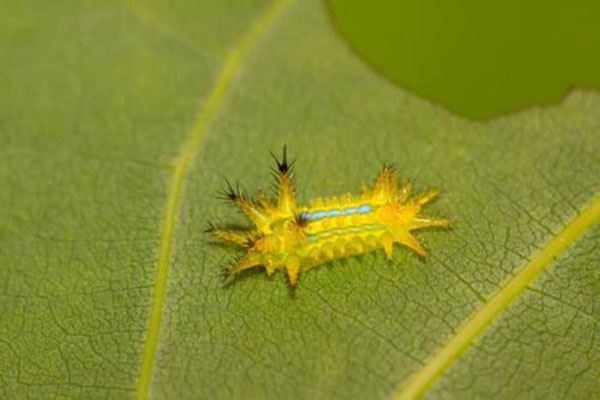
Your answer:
[134,1,294,398]
[394,195,600,400]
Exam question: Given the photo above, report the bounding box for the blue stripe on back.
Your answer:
[358,204,372,214]
[301,204,373,221]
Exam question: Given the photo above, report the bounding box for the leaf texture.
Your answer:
[0,1,599,399]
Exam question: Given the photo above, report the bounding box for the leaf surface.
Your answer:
[1,1,599,399]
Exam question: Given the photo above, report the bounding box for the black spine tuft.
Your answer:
[271,145,294,175]
[217,178,242,203]
[382,161,395,172]
[294,212,309,227]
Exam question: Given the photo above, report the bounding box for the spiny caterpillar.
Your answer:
[208,147,450,287]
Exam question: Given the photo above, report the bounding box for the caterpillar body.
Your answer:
[208,148,450,287]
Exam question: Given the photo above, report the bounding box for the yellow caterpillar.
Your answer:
[208,147,450,286]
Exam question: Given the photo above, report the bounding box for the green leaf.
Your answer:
[328,0,600,119]
[1,1,599,399]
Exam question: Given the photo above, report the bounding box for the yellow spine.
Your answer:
[208,149,450,287]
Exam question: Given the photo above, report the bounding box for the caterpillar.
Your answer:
[208,147,450,287]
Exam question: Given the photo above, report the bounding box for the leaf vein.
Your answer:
[134,1,293,398]
[393,194,600,400]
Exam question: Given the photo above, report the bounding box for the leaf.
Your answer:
[1,1,599,399]
[328,0,600,119]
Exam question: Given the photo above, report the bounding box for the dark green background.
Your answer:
[329,0,600,118]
